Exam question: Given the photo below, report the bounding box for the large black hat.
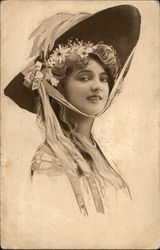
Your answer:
[4,5,141,113]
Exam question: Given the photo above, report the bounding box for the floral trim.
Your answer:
[25,39,120,90]
[45,40,98,67]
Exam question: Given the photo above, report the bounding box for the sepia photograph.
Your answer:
[1,0,160,249]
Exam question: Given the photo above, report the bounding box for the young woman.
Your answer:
[4,5,141,216]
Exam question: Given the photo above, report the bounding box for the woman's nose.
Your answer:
[90,78,103,92]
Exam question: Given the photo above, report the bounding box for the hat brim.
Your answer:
[4,5,141,113]
[54,4,141,66]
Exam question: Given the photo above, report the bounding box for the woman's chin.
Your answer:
[77,106,105,116]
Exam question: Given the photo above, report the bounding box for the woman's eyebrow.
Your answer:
[76,70,107,75]
[76,70,92,74]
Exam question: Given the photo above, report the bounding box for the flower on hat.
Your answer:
[50,76,59,87]
[45,57,55,68]
[35,61,43,71]
[46,39,101,67]
[41,67,59,87]
[28,39,120,90]
[85,41,97,53]
[35,71,44,79]
[76,46,89,58]
[24,61,44,90]
[31,70,44,90]
[50,44,70,63]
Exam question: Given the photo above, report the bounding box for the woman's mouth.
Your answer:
[86,95,103,103]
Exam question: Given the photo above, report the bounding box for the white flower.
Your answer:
[35,61,42,70]
[43,68,52,80]
[76,46,89,58]
[35,71,44,79]
[85,47,93,54]
[50,76,59,87]
[77,40,83,46]
[45,57,55,67]
[92,45,98,51]
[50,44,70,63]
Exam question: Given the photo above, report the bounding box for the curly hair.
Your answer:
[35,46,121,177]
[60,53,117,93]
[50,99,95,170]
[50,43,121,93]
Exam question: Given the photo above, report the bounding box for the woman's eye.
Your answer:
[79,76,89,81]
[100,74,109,83]
[101,78,108,82]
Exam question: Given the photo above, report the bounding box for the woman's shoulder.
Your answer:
[31,143,65,177]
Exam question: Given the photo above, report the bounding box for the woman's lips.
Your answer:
[86,95,103,103]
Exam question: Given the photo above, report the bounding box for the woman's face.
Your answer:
[61,59,110,116]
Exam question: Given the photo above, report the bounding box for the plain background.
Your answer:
[1,0,160,249]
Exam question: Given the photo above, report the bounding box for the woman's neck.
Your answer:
[66,109,94,143]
